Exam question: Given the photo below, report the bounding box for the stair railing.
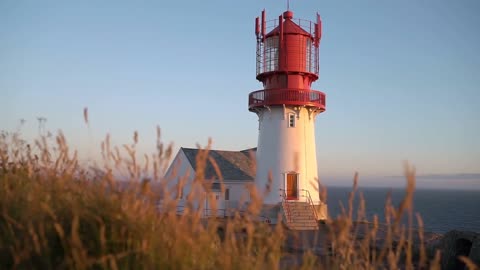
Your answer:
[300,189,318,222]
[279,189,292,223]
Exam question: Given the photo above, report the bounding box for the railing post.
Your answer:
[301,189,319,222]
[280,189,292,224]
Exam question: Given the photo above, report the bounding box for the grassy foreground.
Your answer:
[0,123,477,269]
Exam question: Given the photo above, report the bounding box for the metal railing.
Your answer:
[256,38,319,76]
[279,189,292,223]
[300,189,319,221]
[248,88,326,110]
[256,18,319,76]
[173,205,271,224]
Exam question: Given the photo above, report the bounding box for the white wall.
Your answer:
[163,149,199,209]
[164,150,254,216]
[203,181,252,217]
[254,106,322,205]
[222,181,252,210]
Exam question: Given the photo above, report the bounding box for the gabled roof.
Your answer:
[181,147,256,181]
[240,147,257,156]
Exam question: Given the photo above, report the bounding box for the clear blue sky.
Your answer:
[1,0,479,187]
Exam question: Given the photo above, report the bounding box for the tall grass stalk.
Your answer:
[0,125,469,269]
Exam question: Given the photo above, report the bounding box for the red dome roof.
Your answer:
[265,13,311,38]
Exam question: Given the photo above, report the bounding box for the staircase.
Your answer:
[281,189,319,230]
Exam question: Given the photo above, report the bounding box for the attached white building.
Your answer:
[164,147,256,218]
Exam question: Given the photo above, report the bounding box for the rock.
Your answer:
[437,230,480,270]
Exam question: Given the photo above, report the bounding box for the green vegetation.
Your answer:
[0,118,477,269]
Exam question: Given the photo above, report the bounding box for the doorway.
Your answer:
[286,173,298,200]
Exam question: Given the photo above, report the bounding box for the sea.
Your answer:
[326,187,480,234]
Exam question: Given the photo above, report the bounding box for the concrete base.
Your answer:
[313,202,328,221]
[438,230,480,270]
[259,203,283,224]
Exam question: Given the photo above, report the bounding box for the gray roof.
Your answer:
[182,147,256,181]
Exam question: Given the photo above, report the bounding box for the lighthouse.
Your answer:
[249,9,327,226]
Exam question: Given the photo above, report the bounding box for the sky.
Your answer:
[1,0,479,188]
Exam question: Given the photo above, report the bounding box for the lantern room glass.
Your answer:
[265,36,279,72]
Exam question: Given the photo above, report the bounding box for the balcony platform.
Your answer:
[248,89,326,111]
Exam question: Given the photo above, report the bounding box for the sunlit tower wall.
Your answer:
[248,10,327,221]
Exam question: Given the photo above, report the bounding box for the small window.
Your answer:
[178,186,184,199]
[225,188,230,201]
[288,113,296,128]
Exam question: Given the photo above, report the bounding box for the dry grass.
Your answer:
[0,124,476,269]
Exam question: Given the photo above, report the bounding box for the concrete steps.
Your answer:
[283,201,318,230]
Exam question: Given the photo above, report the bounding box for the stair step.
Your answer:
[290,212,314,215]
[288,216,315,219]
[288,225,318,228]
[287,224,318,227]
[287,221,318,225]
[282,198,319,230]
[283,201,318,231]
[286,221,318,225]
[287,226,319,231]
[287,219,317,222]
[287,222,318,226]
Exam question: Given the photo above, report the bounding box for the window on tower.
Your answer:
[288,113,296,128]
[306,38,312,73]
[265,36,279,72]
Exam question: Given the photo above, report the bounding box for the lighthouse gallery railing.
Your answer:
[249,89,326,110]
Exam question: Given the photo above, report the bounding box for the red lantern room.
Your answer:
[249,10,326,112]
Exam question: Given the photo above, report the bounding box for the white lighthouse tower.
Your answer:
[249,10,327,227]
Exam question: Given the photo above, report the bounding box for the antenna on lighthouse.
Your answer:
[287,0,290,11]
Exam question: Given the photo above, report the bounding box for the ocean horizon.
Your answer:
[326,186,480,234]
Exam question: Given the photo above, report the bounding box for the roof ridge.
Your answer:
[182,147,255,153]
